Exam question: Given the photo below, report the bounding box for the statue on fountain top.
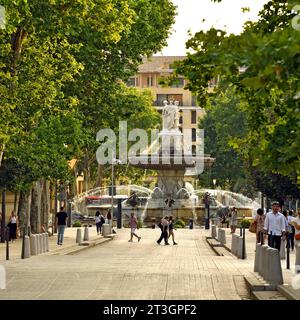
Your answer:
[162,100,180,131]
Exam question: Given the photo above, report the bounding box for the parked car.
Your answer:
[71,211,95,224]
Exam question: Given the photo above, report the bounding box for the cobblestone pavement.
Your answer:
[0,228,258,300]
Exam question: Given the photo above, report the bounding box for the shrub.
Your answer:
[137,220,143,229]
[174,219,185,228]
[72,221,81,227]
[240,219,251,229]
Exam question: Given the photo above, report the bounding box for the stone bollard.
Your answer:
[30,234,38,256]
[254,243,262,272]
[39,234,43,254]
[295,244,300,274]
[267,248,283,286]
[23,235,31,259]
[76,228,82,244]
[259,245,269,277]
[102,224,111,237]
[36,233,42,254]
[36,234,40,255]
[42,233,47,252]
[211,225,217,239]
[40,233,45,253]
[231,234,238,256]
[217,229,221,242]
[263,247,273,282]
[280,238,285,260]
[83,226,89,241]
[45,233,49,252]
[220,229,226,245]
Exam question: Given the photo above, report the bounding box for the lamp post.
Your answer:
[111,154,122,228]
[204,192,211,230]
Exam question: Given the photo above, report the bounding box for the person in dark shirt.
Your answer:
[56,206,68,245]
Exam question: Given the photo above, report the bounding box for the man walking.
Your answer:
[56,206,68,245]
[157,216,169,245]
[264,202,286,251]
[128,212,141,242]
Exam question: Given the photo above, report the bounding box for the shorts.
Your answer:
[131,228,137,233]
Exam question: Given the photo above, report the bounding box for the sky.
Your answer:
[157,0,269,56]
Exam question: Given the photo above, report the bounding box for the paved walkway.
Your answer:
[0,227,298,300]
[0,227,100,261]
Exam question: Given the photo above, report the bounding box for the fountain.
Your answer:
[127,100,215,224]
[72,101,259,226]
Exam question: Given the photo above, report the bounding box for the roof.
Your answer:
[138,56,187,73]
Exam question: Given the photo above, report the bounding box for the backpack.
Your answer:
[100,216,105,224]
[157,221,163,230]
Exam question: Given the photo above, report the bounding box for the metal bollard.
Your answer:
[5,227,9,260]
[21,227,26,259]
[295,244,300,274]
[286,237,290,269]
[242,227,246,259]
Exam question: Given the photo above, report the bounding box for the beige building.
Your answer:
[126,56,205,156]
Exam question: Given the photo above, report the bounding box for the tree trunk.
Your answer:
[18,189,32,236]
[95,164,104,188]
[1,190,6,243]
[41,180,50,232]
[30,180,44,234]
[13,192,19,212]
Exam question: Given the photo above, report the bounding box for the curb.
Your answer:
[46,234,116,256]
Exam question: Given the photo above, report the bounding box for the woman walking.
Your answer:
[8,211,18,242]
[128,212,141,242]
[229,207,238,233]
[254,208,265,244]
[168,216,177,245]
[291,209,300,247]
[95,211,102,235]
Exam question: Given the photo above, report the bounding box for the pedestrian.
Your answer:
[168,216,177,245]
[282,210,292,249]
[95,211,102,235]
[107,209,112,225]
[263,202,286,251]
[56,206,68,245]
[254,208,265,244]
[291,209,300,247]
[229,207,238,233]
[288,210,295,250]
[128,212,141,242]
[8,211,18,242]
[157,216,169,245]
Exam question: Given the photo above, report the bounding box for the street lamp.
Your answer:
[111,154,122,228]
[204,192,211,230]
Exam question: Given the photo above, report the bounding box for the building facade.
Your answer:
[126,56,205,157]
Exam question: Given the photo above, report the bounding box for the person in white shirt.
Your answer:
[264,202,286,251]
[291,209,300,247]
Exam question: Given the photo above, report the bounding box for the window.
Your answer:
[126,77,137,87]
[155,94,183,106]
[147,76,153,87]
[171,77,184,88]
[192,128,197,142]
[192,96,198,106]
[191,111,197,124]
[192,145,196,155]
